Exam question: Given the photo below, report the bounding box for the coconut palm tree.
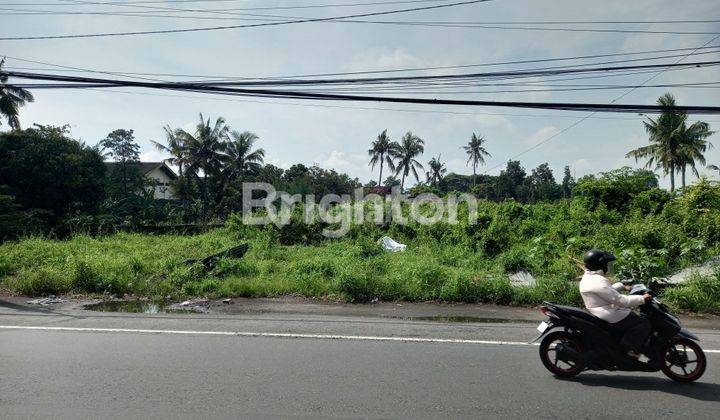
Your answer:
[463,133,491,186]
[626,93,686,192]
[222,130,264,179]
[425,155,446,186]
[0,58,34,130]
[368,129,398,186]
[676,121,714,188]
[151,125,189,177]
[708,164,720,177]
[394,131,425,191]
[176,114,230,207]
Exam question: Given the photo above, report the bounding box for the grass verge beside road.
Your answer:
[1,227,719,313]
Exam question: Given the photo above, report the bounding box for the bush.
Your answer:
[72,259,104,293]
[663,270,720,313]
[336,270,374,302]
[0,125,106,224]
[497,248,532,273]
[629,188,672,216]
[574,167,658,211]
[14,266,71,296]
[1,178,719,314]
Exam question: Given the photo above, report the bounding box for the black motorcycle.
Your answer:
[533,284,706,382]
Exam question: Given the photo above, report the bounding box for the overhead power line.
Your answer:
[100,60,720,87]
[5,3,719,37]
[0,0,490,40]
[6,4,720,29]
[481,34,720,174]
[1,0,449,12]
[1,0,446,9]
[32,85,720,123]
[4,69,720,114]
[4,45,719,81]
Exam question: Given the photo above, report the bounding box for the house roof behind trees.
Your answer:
[104,161,177,179]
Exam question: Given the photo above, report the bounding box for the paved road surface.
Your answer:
[1,301,719,419]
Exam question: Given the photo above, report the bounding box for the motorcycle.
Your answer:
[533,284,706,382]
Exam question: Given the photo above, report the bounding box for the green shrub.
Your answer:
[663,270,720,313]
[211,258,258,278]
[497,248,532,273]
[13,266,71,296]
[336,270,374,302]
[72,259,104,293]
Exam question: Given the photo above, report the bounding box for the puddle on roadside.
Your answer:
[383,315,527,324]
[84,301,203,314]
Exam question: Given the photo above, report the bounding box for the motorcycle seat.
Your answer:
[549,304,618,330]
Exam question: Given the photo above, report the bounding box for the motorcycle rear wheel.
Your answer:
[539,331,585,378]
[660,337,706,383]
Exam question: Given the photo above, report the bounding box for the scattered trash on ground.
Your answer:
[509,271,537,287]
[663,256,720,285]
[166,299,210,313]
[26,297,67,305]
[222,298,233,304]
[184,243,249,271]
[379,236,407,252]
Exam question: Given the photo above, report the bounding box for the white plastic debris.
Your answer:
[379,236,407,252]
[664,256,720,285]
[509,271,537,286]
[166,299,210,313]
[26,297,67,305]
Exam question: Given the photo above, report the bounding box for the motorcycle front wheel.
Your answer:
[660,337,706,383]
[539,331,585,378]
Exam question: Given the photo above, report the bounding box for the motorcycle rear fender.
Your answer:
[529,320,565,343]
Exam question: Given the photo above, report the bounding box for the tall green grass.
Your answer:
[1,182,719,311]
[0,228,583,306]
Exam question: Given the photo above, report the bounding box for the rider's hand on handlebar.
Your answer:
[643,293,653,301]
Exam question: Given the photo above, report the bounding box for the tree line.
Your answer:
[1,70,719,238]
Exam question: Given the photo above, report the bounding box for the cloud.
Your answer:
[524,126,560,147]
[140,150,168,163]
[344,48,427,72]
[318,150,370,178]
[571,159,591,176]
[323,150,351,168]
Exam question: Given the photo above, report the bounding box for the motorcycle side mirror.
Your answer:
[629,284,649,295]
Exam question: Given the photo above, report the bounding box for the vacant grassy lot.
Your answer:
[1,226,718,314]
[2,180,720,312]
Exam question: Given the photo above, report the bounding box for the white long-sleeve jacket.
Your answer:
[579,269,645,323]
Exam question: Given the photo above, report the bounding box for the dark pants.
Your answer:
[611,312,651,353]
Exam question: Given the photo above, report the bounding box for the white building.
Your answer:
[104,161,178,199]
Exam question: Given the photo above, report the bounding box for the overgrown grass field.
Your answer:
[2,179,720,313]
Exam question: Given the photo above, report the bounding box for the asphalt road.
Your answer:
[1,301,719,419]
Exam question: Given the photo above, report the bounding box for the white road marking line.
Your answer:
[0,325,534,345]
[1,325,718,353]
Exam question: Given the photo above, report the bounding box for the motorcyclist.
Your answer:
[579,250,653,358]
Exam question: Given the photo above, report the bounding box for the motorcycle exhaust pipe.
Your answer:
[555,343,582,364]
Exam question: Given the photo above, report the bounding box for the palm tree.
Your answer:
[394,131,425,191]
[151,125,189,177]
[368,129,397,186]
[0,58,34,130]
[676,121,714,188]
[176,113,230,207]
[223,130,264,179]
[463,133,491,186]
[425,155,446,186]
[708,164,720,177]
[626,93,706,192]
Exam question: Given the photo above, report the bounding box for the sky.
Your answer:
[2,0,720,188]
